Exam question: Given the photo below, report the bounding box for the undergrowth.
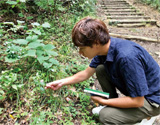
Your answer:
[140,0,160,11]
[0,0,99,124]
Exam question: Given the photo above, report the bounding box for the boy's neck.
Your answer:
[98,39,111,56]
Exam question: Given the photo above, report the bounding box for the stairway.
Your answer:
[100,0,157,27]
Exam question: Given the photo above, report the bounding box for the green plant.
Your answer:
[0,70,23,102]
[0,0,27,16]
[3,32,59,69]
[31,111,53,125]
[141,0,160,11]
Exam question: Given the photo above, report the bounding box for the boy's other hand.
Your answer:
[45,79,64,90]
[91,96,107,105]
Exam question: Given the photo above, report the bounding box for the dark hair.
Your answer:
[72,17,110,47]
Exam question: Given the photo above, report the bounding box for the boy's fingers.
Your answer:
[45,86,53,89]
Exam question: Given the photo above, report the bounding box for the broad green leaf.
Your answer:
[0,96,5,101]
[43,62,52,69]
[18,13,24,17]
[31,22,40,26]
[42,22,51,28]
[36,50,44,56]
[5,57,19,63]
[0,108,4,115]
[11,45,22,51]
[26,50,36,57]
[33,29,41,35]
[26,35,38,42]
[27,16,33,20]
[40,87,45,91]
[6,1,17,5]
[47,50,58,56]
[13,39,28,45]
[3,22,14,25]
[12,85,18,90]
[17,84,23,88]
[0,90,5,94]
[36,40,43,43]
[58,6,66,12]
[43,44,55,50]
[29,29,41,35]
[37,56,49,64]
[11,73,17,82]
[49,58,59,65]
[13,68,21,72]
[17,20,25,24]
[28,42,44,48]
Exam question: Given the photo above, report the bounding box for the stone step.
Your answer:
[103,2,129,5]
[104,0,128,3]
[107,16,150,19]
[105,7,134,9]
[106,13,144,16]
[106,9,136,12]
[105,1,127,3]
[104,3,129,5]
[105,11,143,15]
[117,23,146,27]
[109,19,157,25]
[102,7,133,9]
[101,5,130,7]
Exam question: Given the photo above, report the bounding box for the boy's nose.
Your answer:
[79,50,82,55]
[79,51,85,57]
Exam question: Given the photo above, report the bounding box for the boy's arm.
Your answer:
[45,66,95,90]
[91,96,144,108]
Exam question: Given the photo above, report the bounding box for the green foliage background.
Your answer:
[0,0,98,124]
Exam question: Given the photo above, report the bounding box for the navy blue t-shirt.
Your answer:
[90,37,160,105]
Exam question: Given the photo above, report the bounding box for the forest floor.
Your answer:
[95,0,160,124]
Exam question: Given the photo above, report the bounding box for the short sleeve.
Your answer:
[120,56,149,97]
[89,56,102,68]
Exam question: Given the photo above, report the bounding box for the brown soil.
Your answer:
[96,0,160,124]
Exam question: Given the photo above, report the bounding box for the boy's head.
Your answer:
[72,17,110,47]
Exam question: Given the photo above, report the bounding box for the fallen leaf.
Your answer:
[9,114,14,119]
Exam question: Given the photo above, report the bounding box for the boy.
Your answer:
[45,17,160,124]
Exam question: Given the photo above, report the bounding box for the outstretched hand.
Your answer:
[45,79,65,91]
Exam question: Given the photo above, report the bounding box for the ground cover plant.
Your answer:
[140,0,160,11]
[0,0,99,124]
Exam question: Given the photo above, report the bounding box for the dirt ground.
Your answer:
[96,0,160,124]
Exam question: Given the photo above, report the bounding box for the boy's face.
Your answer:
[78,44,99,59]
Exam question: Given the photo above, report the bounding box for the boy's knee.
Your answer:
[96,65,105,75]
[99,107,122,124]
[99,108,113,124]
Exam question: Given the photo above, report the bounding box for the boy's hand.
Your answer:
[45,79,65,90]
[91,96,107,105]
